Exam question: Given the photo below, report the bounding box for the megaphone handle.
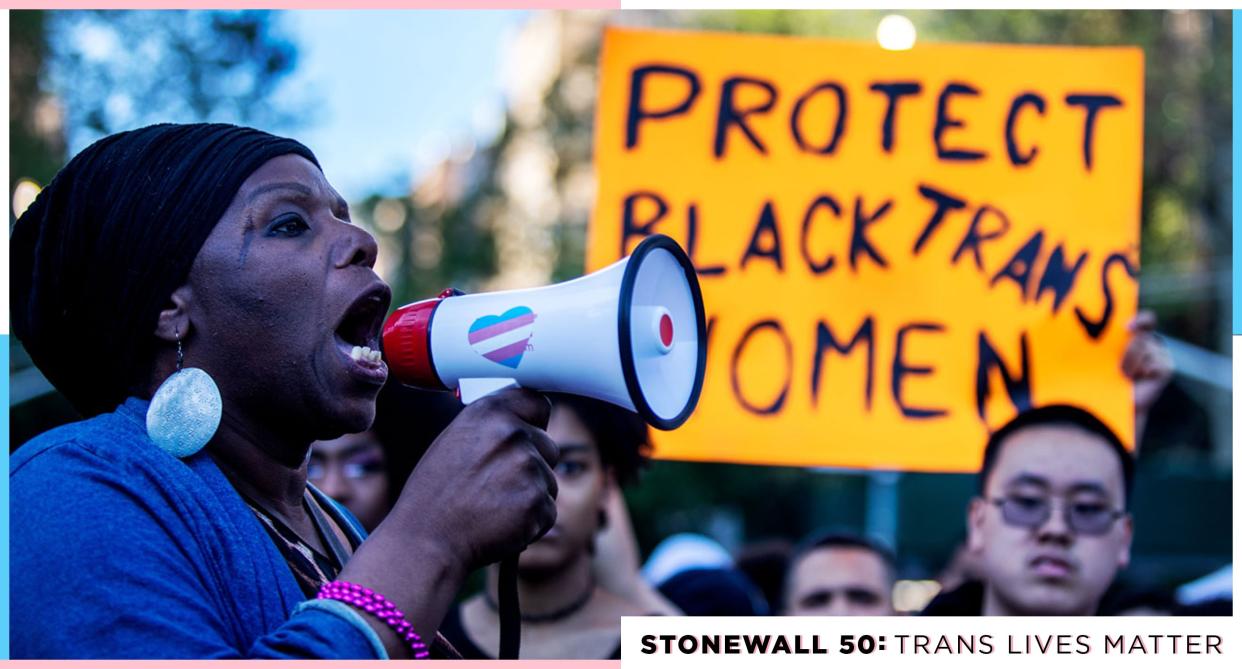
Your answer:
[498,555,521,659]
[458,377,519,404]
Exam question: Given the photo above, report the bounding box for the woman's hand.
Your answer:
[395,386,561,568]
[337,386,559,657]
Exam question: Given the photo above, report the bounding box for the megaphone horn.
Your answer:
[382,234,706,430]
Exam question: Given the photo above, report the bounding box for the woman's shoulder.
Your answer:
[12,398,167,478]
[8,397,278,615]
[9,397,228,531]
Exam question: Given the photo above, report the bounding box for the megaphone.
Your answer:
[381,234,706,430]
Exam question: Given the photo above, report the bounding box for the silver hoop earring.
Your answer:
[146,330,221,458]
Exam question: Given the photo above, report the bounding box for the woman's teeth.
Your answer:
[350,345,382,364]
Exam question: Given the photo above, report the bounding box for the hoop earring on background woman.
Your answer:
[146,328,222,458]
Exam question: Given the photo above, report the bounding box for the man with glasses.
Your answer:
[924,405,1135,615]
[783,532,896,616]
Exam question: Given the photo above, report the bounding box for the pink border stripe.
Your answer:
[0,663,619,668]
[5,2,620,8]
[482,338,530,363]
[468,312,537,344]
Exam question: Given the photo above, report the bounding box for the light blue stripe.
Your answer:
[1234,10,1241,334]
[2,335,10,658]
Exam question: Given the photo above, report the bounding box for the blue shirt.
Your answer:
[10,398,388,659]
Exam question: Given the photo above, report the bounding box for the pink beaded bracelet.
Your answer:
[317,580,430,659]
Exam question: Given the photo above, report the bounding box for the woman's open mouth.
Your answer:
[334,282,392,385]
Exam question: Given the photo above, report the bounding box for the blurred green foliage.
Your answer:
[48,10,305,149]
[9,12,64,191]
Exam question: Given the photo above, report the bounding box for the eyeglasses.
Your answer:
[988,494,1125,536]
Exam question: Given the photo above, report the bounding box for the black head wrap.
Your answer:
[11,123,320,417]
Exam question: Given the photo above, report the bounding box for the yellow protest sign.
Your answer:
[588,27,1144,472]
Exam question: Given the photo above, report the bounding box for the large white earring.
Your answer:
[146,331,222,458]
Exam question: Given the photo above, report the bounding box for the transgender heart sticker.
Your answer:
[468,306,537,369]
